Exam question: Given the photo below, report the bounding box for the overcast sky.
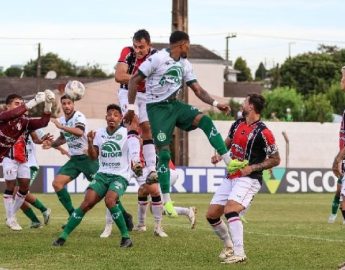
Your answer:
[1,0,344,74]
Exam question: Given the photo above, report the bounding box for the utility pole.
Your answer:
[36,43,41,91]
[172,0,188,166]
[224,33,236,81]
[288,42,295,59]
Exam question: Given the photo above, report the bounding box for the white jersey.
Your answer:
[59,111,88,156]
[26,129,45,168]
[93,126,130,180]
[139,48,197,103]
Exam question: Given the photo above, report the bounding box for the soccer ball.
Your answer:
[64,80,85,101]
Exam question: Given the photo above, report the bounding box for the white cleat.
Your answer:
[133,224,147,232]
[154,226,168,237]
[219,246,234,260]
[221,254,247,264]
[328,214,337,224]
[188,207,197,229]
[6,217,23,231]
[100,224,112,238]
[43,208,52,225]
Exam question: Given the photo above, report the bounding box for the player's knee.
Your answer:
[193,113,207,127]
[80,200,95,212]
[104,197,116,209]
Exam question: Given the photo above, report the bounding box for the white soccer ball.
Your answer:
[64,80,85,101]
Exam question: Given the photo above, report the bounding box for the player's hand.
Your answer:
[51,118,63,129]
[123,110,135,124]
[87,130,96,143]
[58,147,70,157]
[217,103,231,115]
[126,114,139,131]
[240,165,254,176]
[26,92,46,109]
[44,89,55,103]
[211,154,222,165]
[332,158,342,178]
[42,139,52,149]
[40,133,54,142]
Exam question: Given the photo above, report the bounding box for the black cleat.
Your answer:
[52,238,65,247]
[124,212,134,231]
[120,237,133,248]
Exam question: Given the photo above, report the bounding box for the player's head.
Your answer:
[106,104,122,128]
[133,29,151,60]
[5,94,24,110]
[169,31,190,59]
[60,95,75,116]
[341,66,345,91]
[242,93,265,117]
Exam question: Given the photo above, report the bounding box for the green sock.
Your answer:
[59,208,85,240]
[56,188,74,215]
[198,115,228,155]
[116,200,127,215]
[109,205,129,238]
[331,195,340,215]
[31,198,47,213]
[157,149,171,194]
[23,208,40,223]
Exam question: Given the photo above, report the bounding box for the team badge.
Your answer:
[157,131,166,142]
[115,134,123,140]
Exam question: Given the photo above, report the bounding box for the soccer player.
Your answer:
[331,66,345,224]
[125,30,232,217]
[206,94,280,264]
[1,91,55,230]
[328,66,345,223]
[52,104,136,248]
[43,95,99,218]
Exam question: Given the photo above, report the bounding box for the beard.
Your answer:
[242,110,248,117]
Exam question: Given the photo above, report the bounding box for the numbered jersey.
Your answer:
[139,48,197,103]
[59,111,88,156]
[93,127,130,180]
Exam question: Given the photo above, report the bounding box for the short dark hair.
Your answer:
[169,31,189,44]
[60,94,74,103]
[247,93,265,114]
[133,29,151,43]
[107,104,122,114]
[6,94,23,105]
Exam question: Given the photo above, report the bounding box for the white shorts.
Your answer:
[210,176,261,209]
[2,157,30,181]
[118,88,148,123]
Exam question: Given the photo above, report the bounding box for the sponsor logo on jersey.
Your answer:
[101,141,122,158]
[159,66,183,86]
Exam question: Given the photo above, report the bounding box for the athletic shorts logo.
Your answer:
[157,132,166,142]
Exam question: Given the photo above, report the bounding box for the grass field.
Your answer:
[0,193,345,270]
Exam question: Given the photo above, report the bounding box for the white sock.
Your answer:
[127,134,141,162]
[143,142,156,172]
[210,219,233,248]
[105,208,113,225]
[222,151,231,166]
[3,194,13,220]
[138,199,148,226]
[174,206,189,216]
[162,193,171,204]
[227,215,245,256]
[12,191,26,217]
[151,197,163,227]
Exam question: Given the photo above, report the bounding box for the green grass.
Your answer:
[1,193,345,270]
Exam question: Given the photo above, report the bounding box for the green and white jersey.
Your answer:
[26,129,45,168]
[59,111,87,156]
[139,48,197,103]
[93,126,130,180]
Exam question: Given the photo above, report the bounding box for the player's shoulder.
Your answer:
[74,111,86,119]
[121,46,134,54]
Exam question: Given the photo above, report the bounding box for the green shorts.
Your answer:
[147,100,201,147]
[88,172,128,198]
[58,154,99,181]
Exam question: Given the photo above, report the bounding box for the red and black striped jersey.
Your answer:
[340,110,345,150]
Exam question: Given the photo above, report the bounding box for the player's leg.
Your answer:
[13,175,30,220]
[132,173,149,231]
[328,178,342,223]
[207,178,233,260]
[20,201,42,228]
[340,179,345,224]
[53,174,74,215]
[106,175,132,248]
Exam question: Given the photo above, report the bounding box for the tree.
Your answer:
[234,57,252,81]
[254,62,267,81]
[5,66,22,77]
[303,93,333,123]
[325,81,345,115]
[24,52,77,77]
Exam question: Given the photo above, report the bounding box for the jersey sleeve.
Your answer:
[117,47,132,64]
[261,128,278,156]
[183,60,197,85]
[138,53,159,78]
[74,113,86,131]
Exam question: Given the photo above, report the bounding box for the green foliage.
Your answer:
[254,62,267,81]
[234,57,252,81]
[77,64,108,78]
[229,99,242,119]
[266,64,281,89]
[303,93,333,123]
[325,81,345,115]
[207,109,233,121]
[262,87,304,121]
[5,66,22,77]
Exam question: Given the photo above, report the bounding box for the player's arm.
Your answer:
[43,133,66,150]
[188,81,230,114]
[332,147,345,177]
[51,118,84,137]
[87,131,98,160]
[27,112,51,131]
[0,104,27,122]
[249,152,281,173]
[128,71,145,104]
[114,62,131,84]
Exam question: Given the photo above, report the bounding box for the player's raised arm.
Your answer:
[124,72,145,123]
[87,130,98,160]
